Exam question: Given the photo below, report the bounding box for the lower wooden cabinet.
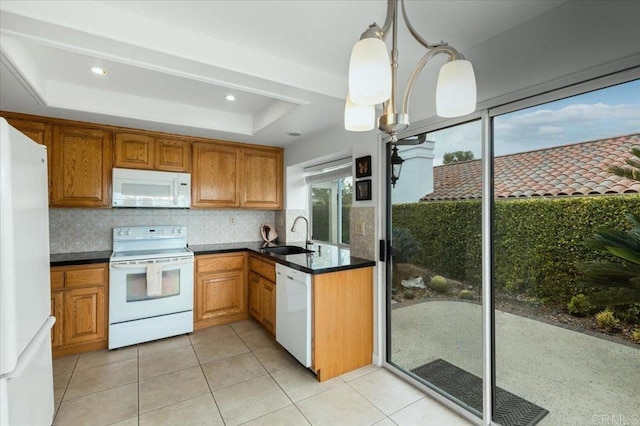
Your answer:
[248,255,276,335]
[50,263,108,357]
[195,253,248,329]
[63,286,106,346]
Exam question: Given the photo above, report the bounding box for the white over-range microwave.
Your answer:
[112,168,191,208]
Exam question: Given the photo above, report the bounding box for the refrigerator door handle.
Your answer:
[0,316,55,380]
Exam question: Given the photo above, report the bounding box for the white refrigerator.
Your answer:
[0,118,55,425]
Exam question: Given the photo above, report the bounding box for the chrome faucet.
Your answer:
[291,216,313,250]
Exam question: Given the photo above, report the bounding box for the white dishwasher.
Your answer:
[276,264,312,367]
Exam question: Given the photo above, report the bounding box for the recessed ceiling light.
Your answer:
[91,67,107,75]
[225,94,236,101]
[286,131,302,137]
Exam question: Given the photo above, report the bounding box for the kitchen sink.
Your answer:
[262,245,313,255]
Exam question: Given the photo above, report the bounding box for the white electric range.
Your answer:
[109,226,194,349]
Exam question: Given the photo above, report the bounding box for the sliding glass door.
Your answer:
[386,120,483,418]
[385,76,640,425]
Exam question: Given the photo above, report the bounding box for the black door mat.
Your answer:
[411,359,549,426]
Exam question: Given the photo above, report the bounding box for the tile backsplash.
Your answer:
[49,208,276,254]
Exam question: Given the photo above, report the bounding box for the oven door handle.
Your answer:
[110,257,193,269]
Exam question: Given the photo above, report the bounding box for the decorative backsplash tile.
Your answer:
[350,206,376,260]
[49,208,276,253]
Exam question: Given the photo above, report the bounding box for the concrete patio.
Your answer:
[391,301,639,425]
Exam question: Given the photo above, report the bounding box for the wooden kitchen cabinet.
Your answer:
[192,142,240,208]
[194,253,248,329]
[114,132,155,169]
[313,266,374,382]
[192,142,283,210]
[248,255,276,335]
[239,147,283,209]
[64,286,106,346]
[115,132,191,172]
[51,125,112,207]
[50,292,64,349]
[50,263,108,357]
[155,137,191,172]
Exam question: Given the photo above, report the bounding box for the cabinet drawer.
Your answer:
[249,256,276,282]
[197,253,245,274]
[51,271,64,290]
[65,267,106,288]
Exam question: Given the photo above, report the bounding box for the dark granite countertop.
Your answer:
[190,241,375,275]
[50,242,375,274]
[50,250,112,267]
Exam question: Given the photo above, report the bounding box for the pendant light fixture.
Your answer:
[345,0,477,184]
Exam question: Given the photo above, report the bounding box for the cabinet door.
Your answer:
[196,270,246,322]
[192,142,239,208]
[262,279,276,335]
[63,286,106,346]
[155,138,191,172]
[6,118,53,199]
[240,148,282,209]
[51,291,64,349]
[51,125,112,207]
[114,132,154,169]
[248,272,263,322]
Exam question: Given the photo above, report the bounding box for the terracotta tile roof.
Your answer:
[421,133,640,201]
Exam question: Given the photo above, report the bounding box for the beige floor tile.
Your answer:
[139,394,224,426]
[138,334,191,357]
[75,346,138,371]
[253,346,300,372]
[192,334,250,364]
[64,358,138,400]
[109,417,138,426]
[213,375,291,426]
[238,329,277,351]
[139,344,199,380]
[271,365,343,403]
[53,354,79,377]
[349,369,424,415]
[229,318,262,334]
[389,397,473,426]
[296,383,386,426]
[54,372,71,408]
[201,352,267,391]
[54,383,137,426]
[189,324,236,345]
[139,366,210,414]
[339,363,381,382]
[242,405,311,426]
[374,418,399,426]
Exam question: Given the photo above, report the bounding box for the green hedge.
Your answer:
[392,195,640,306]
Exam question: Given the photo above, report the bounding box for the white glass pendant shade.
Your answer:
[436,59,477,118]
[344,95,375,131]
[348,37,392,105]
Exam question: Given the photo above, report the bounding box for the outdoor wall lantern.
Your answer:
[390,145,404,188]
[344,0,477,186]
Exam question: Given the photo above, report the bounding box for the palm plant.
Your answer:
[579,213,640,305]
[608,146,640,180]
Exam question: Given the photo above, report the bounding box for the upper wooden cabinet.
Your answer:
[115,132,191,172]
[51,125,112,208]
[192,142,240,208]
[192,142,283,210]
[240,147,283,209]
[114,132,154,170]
[156,137,191,172]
